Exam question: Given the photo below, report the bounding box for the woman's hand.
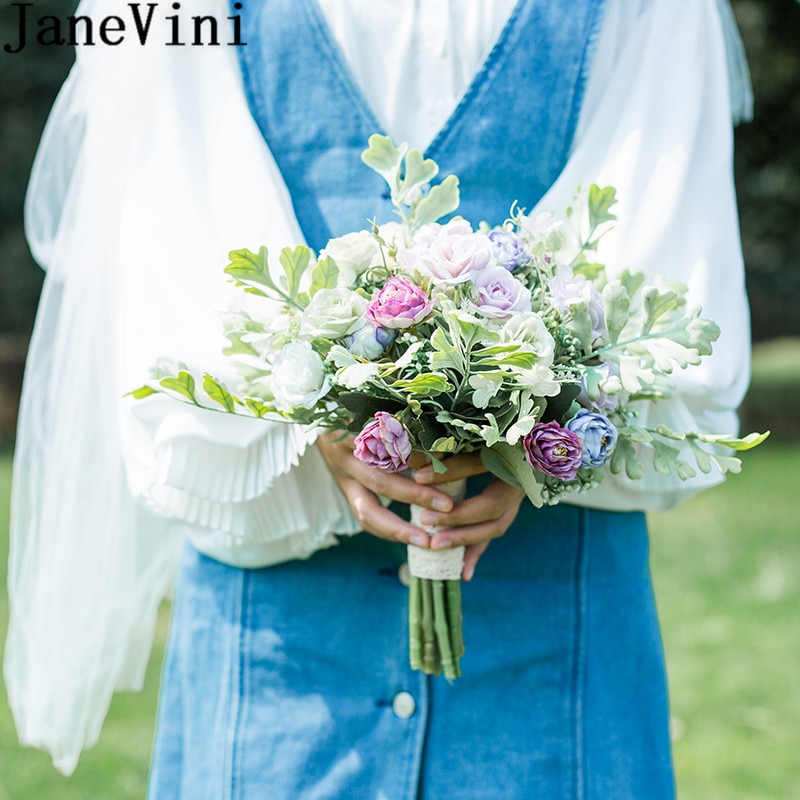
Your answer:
[413,453,526,580]
[317,435,526,580]
[316,431,457,547]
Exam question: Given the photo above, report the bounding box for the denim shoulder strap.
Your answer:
[234,0,608,250]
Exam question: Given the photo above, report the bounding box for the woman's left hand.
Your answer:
[413,453,526,581]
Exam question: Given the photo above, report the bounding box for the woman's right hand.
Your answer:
[316,431,456,547]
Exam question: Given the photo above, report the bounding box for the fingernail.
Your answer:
[410,533,430,547]
[432,538,451,550]
[419,510,437,526]
[463,563,475,581]
[414,468,433,484]
[431,497,451,512]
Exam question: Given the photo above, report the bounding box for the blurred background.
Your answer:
[0,1,798,798]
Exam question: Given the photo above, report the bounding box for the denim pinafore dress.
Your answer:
[148,1,676,798]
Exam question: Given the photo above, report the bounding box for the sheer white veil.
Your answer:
[4,0,315,774]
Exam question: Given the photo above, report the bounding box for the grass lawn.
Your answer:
[1,442,798,798]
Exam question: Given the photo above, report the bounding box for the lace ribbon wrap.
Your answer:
[407,477,467,580]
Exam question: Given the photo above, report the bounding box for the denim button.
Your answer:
[397,562,411,587]
[392,691,416,719]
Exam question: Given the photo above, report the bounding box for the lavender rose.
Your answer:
[564,410,618,467]
[365,277,433,329]
[548,264,606,340]
[522,420,583,480]
[399,219,493,285]
[353,412,412,472]
[472,265,531,319]
[488,230,531,271]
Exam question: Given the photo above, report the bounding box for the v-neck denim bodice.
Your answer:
[234,0,608,251]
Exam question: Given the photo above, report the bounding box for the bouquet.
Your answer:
[134,134,767,680]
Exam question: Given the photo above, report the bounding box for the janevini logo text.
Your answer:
[2,2,247,54]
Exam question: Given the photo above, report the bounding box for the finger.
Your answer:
[413,451,486,485]
[348,460,456,512]
[428,490,524,550]
[420,479,525,529]
[317,434,455,512]
[342,479,433,547]
[462,541,491,581]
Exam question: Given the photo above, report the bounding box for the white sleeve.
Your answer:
[537,0,752,510]
[4,0,357,776]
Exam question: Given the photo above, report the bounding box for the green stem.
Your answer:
[420,578,441,675]
[432,580,458,680]
[446,579,465,659]
[409,576,422,670]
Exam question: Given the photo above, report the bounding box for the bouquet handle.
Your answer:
[407,476,467,679]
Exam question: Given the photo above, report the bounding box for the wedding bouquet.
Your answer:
[134,134,767,679]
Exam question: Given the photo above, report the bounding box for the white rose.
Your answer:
[300,288,367,339]
[498,312,556,366]
[321,231,382,287]
[270,342,330,411]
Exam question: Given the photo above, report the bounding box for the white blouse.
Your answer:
[7,0,753,774]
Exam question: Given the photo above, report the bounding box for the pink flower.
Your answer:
[365,277,433,329]
[353,412,412,472]
[399,219,493,285]
[472,265,531,318]
[522,421,583,480]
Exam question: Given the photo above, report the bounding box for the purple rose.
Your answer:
[344,322,397,359]
[564,410,618,467]
[365,277,433,329]
[353,412,413,472]
[522,421,583,480]
[488,230,531,271]
[472,265,531,319]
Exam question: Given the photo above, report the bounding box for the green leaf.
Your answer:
[694,430,771,451]
[710,453,743,475]
[413,175,460,228]
[309,255,339,295]
[654,424,686,441]
[481,442,544,507]
[540,384,581,424]
[278,245,312,300]
[642,286,681,334]
[361,134,406,187]
[610,437,644,480]
[222,330,259,358]
[159,371,197,404]
[225,246,276,291]
[652,439,681,477]
[688,439,713,474]
[127,385,158,400]
[398,148,438,203]
[588,184,618,230]
[602,281,630,344]
[244,397,275,418]
[570,252,606,280]
[390,373,454,397]
[339,392,406,431]
[202,375,236,413]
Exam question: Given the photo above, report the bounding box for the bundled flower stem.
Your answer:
[409,576,465,679]
[407,474,467,679]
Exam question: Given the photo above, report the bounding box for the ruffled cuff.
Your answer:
[122,398,360,567]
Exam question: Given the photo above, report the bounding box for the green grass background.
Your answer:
[1,342,798,798]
